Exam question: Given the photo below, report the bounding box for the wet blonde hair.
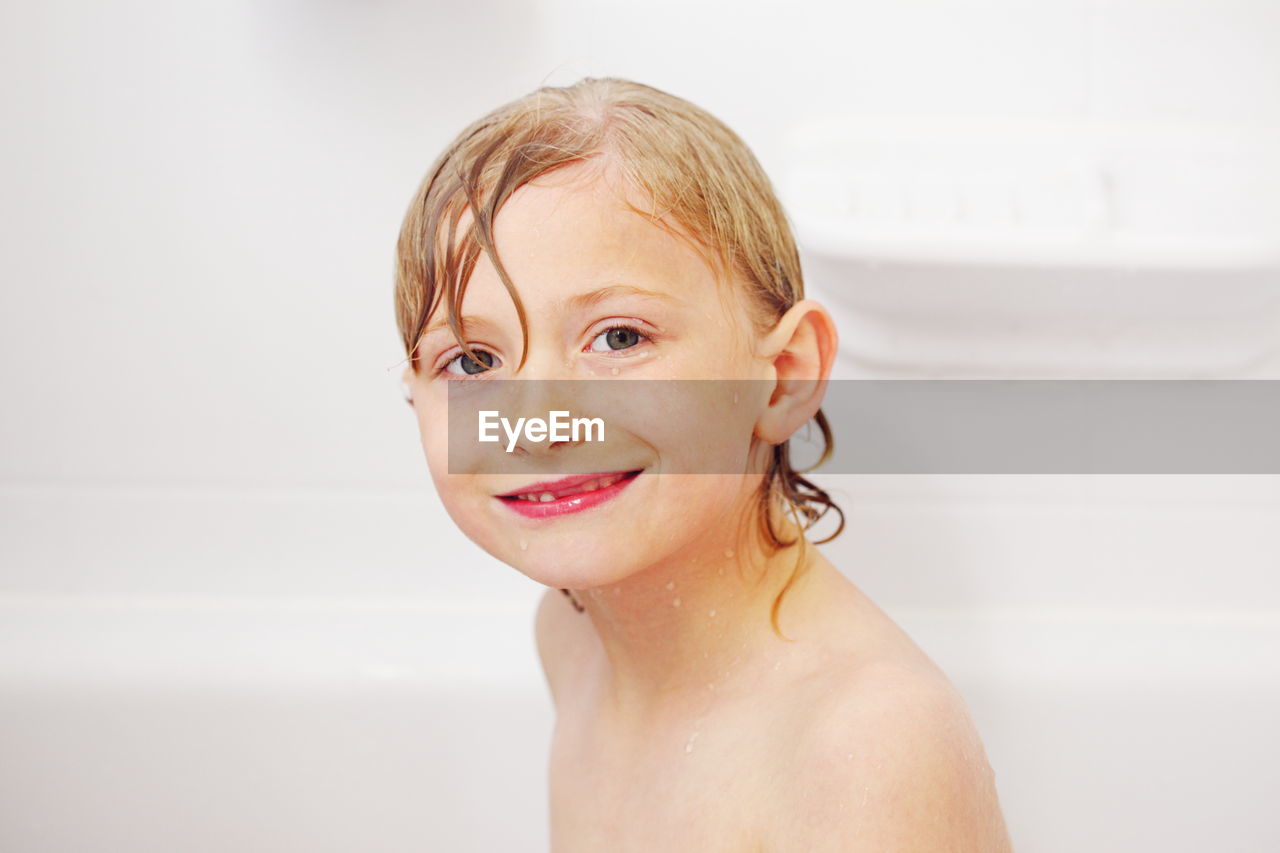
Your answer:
[394,76,843,638]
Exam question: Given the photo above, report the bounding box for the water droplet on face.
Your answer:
[666,581,675,590]
[684,731,700,754]
[846,753,854,760]
[672,597,681,607]
[773,660,782,670]
[610,367,620,375]
[519,540,528,551]
[724,549,734,558]
[717,567,723,576]
[708,609,716,618]
[707,682,715,690]
[614,585,621,595]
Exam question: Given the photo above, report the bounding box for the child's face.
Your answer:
[404,161,783,590]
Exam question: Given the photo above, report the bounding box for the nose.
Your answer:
[510,432,579,458]
[509,344,575,382]
[503,377,585,459]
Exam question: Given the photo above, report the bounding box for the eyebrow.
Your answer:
[420,313,499,341]
[564,283,684,312]
[422,283,682,339]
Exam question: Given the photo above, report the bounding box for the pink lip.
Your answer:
[496,470,642,519]
[495,471,633,498]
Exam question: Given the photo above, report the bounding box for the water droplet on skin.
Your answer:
[519,540,528,551]
[708,609,716,618]
[707,682,715,690]
[666,581,675,590]
[733,392,739,405]
[724,549,734,558]
[773,660,782,670]
[614,585,621,595]
[610,367,620,376]
[672,597,681,607]
[846,753,854,760]
[685,731,700,754]
[717,567,724,576]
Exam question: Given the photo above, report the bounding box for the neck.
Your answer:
[573,510,835,730]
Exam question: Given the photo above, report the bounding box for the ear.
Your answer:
[754,299,839,444]
[400,365,416,407]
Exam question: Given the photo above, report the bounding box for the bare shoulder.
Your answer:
[533,588,594,709]
[777,660,1013,852]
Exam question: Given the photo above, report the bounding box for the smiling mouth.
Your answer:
[497,470,642,503]
[494,469,643,519]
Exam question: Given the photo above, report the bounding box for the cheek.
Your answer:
[609,382,762,475]
[662,474,752,517]
[414,406,512,554]
[417,409,475,516]
[424,461,501,560]
[417,410,449,475]
[610,473,759,565]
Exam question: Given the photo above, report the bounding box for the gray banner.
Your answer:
[446,380,1280,474]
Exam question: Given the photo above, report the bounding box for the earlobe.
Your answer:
[755,300,838,444]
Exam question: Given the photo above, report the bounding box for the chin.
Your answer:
[512,553,637,591]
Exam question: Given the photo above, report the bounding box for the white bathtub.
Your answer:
[0,594,554,852]
[2,479,1279,852]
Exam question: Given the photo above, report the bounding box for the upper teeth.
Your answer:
[513,473,629,501]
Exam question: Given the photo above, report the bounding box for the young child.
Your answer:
[396,77,1012,852]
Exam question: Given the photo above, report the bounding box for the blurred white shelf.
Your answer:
[780,116,1280,270]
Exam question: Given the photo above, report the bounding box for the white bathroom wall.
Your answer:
[2,0,1277,592]
[0,0,553,602]
[538,0,1280,180]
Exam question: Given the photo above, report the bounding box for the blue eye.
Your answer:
[443,349,499,376]
[589,326,646,352]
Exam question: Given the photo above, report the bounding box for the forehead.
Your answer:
[479,159,720,294]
